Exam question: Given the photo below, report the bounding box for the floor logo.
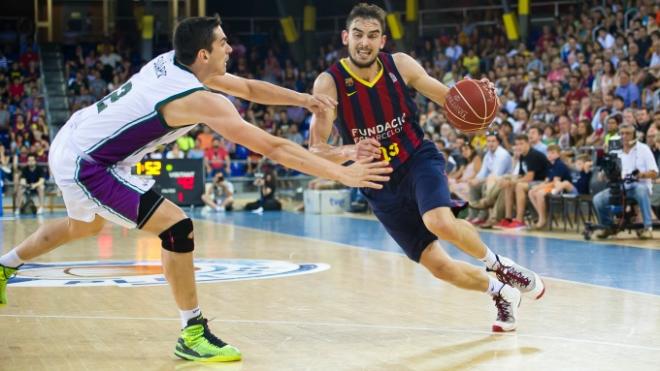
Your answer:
[8,259,330,287]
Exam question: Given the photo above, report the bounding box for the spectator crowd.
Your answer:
[3,0,660,230]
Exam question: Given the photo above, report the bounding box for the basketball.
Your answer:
[443,79,499,133]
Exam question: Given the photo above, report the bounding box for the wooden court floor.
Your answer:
[1,213,659,371]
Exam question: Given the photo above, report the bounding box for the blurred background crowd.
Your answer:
[1,0,659,228]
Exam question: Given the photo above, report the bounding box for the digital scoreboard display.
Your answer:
[133,159,205,206]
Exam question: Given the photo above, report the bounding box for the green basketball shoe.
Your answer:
[174,315,241,362]
[0,264,21,306]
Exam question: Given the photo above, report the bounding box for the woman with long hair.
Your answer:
[573,119,594,148]
[600,60,615,96]
[449,144,482,201]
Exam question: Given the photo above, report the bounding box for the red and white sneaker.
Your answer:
[492,284,521,332]
[504,219,527,230]
[470,218,486,226]
[492,219,511,229]
[489,256,545,300]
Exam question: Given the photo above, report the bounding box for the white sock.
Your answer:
[480,247,498,269]
[179,307,201,328]
[0,250,24,268]
[486,276,505,296]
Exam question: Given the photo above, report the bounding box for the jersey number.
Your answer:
[379,143,400,162]
[96,81,133,113]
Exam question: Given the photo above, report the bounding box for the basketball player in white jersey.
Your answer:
[0,16,392,362]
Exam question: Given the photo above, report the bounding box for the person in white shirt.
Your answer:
[597,28,615,50]
[593,124,658,239]
[201,172,234,212]
[467,132,512,223]
[166,142,186,159]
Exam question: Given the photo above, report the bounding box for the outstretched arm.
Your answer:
[393,52,450,106]
[204,73,336,114]
[309,73,381,163]
[161,91,391,189]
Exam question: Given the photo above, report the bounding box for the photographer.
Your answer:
[15,155,45,215]
[593,124,658,239]
[201,172,234,212]
[244,170,281,212]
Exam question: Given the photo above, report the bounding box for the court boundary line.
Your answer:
[196,218,660,298]
[1,313,658,352]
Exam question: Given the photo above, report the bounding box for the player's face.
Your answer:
[342,18,386,68]
[206,26,232,75]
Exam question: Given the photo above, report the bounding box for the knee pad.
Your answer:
[159,218,194,253]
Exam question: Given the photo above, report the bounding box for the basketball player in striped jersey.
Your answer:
[0,16,392,362]
[310,3,545,332]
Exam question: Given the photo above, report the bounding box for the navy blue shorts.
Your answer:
[361,141,450,262]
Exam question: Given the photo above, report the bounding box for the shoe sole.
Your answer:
[174,349,242,362]
[491,324,516,332]
[531,277,546,300]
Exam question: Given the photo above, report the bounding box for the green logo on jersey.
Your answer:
[96,81,133,113]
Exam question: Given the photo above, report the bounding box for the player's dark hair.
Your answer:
[346,3,387,32]
[173,15,222,66]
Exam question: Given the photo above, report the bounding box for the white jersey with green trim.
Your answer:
[63,50,204,167]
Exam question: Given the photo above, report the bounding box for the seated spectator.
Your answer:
[176,134,196,156]
[495,134,550,230]
[614,71,641,108]
[15,155,45,215]
[285,124,303,146]
[244,170,281,212]
[552,154,593,196]
[527,125,547,155]
[574,119,594,148]
[166,142,185,159]
[187,137,205,159]
[527,145,573,229]
[604,114,622,149]
[467,131,511,225]
[204,138,231,178]
[197,126,214,150]
[449,143,481,201]
[593,124,658,239]
[11,114,33,146]
[201,172,234,212]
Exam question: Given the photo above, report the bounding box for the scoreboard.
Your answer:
[133,159,205,206]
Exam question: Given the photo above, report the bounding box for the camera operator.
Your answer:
[201,172,234,212]
[244,170,281,212]
[15,155,45,215]
[593,124,658,239]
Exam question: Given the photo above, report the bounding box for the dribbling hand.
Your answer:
[480,78,502,107]
[339,158,392,189]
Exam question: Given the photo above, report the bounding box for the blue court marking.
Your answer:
[193,210,660,296]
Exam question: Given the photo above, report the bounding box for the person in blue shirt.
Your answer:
[553,154,593,196]
[614,71,641,108]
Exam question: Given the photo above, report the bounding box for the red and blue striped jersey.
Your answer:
[326,52,424,169]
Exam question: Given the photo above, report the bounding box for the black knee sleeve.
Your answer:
[159,218,195,253]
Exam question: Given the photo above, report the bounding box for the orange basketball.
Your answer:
[443,79,499,133]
